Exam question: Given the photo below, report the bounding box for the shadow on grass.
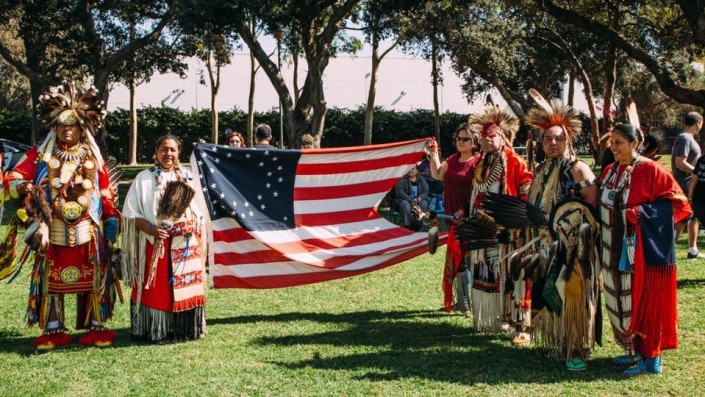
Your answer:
[212,310,626,385]
[677,278,705,289]
[0,326,166,356]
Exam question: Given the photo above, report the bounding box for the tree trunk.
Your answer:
[93,70,111,155]
[363,38,380,146]
[129,79,138,165]
[293,47,300,107]
[431,39,441,142]
[211,88,219,144]
[602,45,617,135]
[567,69,575,107]
[28,79,46,145]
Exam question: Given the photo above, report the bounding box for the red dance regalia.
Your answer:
[599,160,691,358]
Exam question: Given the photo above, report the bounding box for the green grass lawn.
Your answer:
[0,236,703,396]
[1,154,699,396]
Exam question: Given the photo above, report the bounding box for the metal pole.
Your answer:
[278,40,284,149]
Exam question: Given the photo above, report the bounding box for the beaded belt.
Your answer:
[50,219,94,247]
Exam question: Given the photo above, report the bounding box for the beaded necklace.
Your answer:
[602,157,637,203]
[52,144,89,163]
[473,153,503,192]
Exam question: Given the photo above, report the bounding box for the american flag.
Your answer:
[190,139,442,288]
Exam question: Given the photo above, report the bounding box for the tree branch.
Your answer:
[0,42,51,84]
[536,0,705,108]
[677,0,705,45]
[236,19,294,112]
[103,10,174,74]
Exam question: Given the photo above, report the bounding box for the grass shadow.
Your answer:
[0,325,177,356]
[224,309,628,386]
[677,278,705,289]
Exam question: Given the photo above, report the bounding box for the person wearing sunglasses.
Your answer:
[466,106,533,334]
[427,123,479,315]
[223,128,247,148]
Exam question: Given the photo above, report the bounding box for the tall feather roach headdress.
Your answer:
[468,105,519,144]
[525,88,582,139]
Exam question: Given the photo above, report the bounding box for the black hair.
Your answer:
[155,134,182,151]
[611,123,643,143]
[685,111,703,127]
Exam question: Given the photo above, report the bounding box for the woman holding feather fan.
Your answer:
[121,135,208,343]
[599,117,691,375]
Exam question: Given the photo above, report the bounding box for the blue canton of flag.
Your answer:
[193,144,300,231]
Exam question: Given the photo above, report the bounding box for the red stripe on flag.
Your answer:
[213,227,253,243]
[296,152,420,175]
[266,227,416,253]
[212,243,431,289]
[294,178,400,200]
[215,234,426,268]
[295,208,382,226]
[300,138,427,155]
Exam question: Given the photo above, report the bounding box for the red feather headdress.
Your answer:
[525,88,582,139]
[468,106,519,144]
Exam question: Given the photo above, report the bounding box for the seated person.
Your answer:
[393,166,429,231]
[418,157,444,196]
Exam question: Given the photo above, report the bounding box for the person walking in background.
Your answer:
[427,123,478,314]
[600,123,691,375]
[672,111,703,259]
[392,165,429,231]
[300,134,316,149]
[689,154,705,227]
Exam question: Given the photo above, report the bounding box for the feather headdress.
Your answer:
[468,105,519,143]
[525,88,582,139]
[35,82,106,165]
[36,82,106,135]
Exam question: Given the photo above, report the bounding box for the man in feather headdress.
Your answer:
[2,82,121,351]
[465,106,533,333]
[522,91,600,370]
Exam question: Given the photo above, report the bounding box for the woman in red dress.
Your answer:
[427,123,479,313]
[122,135,208,343]
[599,123,691,375]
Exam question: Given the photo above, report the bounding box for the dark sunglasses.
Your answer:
[455,137,472,142]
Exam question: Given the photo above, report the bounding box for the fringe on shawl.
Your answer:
[563,263,589,362]
[120,217,149,320]
[130,302,206,342]
[531,309,564,361]
[471,289,503,332]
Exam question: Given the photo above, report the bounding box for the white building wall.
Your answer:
[107,53,510,114]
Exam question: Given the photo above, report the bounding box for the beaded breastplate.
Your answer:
[45,144,98,224]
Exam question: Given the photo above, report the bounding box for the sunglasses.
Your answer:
[455,137,472,142]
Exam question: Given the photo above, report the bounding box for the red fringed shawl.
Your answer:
[602,160,691,357]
